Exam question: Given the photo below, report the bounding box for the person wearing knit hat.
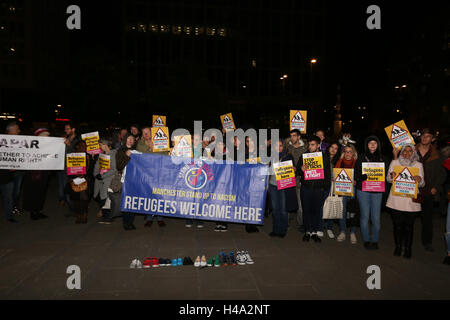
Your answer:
[34,128,50,136]
[22,129,52,220]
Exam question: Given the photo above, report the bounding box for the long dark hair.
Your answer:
[327,141,341,166]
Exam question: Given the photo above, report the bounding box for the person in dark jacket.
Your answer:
[111,133,136,230]
[268,140,297,238]
[354,135,389,250]
[297,135,331,243]
[415,128,446,252]
[22,128,51,220]
[0,169,15,223]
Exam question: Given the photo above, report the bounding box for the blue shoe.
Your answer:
[177,258,183,266]
[171,259,177,266]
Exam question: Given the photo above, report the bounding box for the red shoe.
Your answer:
[158,220,166,227]
[151,257,159,268]
[143,257,153,268]
[144,221,153,228]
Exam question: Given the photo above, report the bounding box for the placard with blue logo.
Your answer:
[121,153,269,225]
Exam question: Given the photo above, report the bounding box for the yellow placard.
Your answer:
[290,110,307,134]
[302,152,324,180]
[220,113,236,132]
[173,135,192,158]
[99,154,111,174]
[384,120,415,149]
[66,153,87,175]
[151,127,170,152]
[273,160,296,190]
[392,166,419,199]
[152,115,167,128]
[81,132,101,155]
[333,168,354,196]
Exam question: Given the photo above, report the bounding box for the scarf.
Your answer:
[336,158,356,169]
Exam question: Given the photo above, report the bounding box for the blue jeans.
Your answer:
[357,190,382,243]
[446,203,450,254]
[0,182,14,220]
[57,170,74,209]
[12,171,24,208]
[301,186,327,233]
[269,184,288,235]
[339,196,357,234]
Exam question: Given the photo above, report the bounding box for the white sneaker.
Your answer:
[236,251,247,265]
[130,259,142,269]
[327,230,335,239]
[200,255,207,267]
[350,233,357,244]
[337,232,346,242]
[317,231,324,237]
[243,251,254,265]
[194,256,201,267]
[197,224,204,229]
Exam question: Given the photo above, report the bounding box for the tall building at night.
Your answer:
[121,0,328,129]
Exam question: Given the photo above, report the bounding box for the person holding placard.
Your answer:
[354,135,388,250]
[94,138,117,224]
[298,136,331,243]
[335,144,358,244]
[268,140,297,238]
[386,144,424,259]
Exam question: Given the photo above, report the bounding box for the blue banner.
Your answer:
[121,154,269,225]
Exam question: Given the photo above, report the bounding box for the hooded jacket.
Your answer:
[416,143,446,198]
[354,135,389,192]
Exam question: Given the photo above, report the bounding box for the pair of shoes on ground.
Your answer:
[143,257,183,268]
[144,220,166,228]
[214,224,228,232]
[236,251,254,265]
[194,255,207,267]
[130,259,142,269]
[364,242,379,250]
[336,232,357,244]
[13,207,23,216]
[269,232,286,238]
[302,232,321,243]
[207,255,221,267]
[183,257,194,265]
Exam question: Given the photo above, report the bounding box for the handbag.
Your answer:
[323,182,343,219]
[110,171,123,193]
[70,180,88,193]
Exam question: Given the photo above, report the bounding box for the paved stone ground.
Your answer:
[0,176,449,300]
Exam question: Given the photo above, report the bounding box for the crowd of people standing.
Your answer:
[1,121,449,265]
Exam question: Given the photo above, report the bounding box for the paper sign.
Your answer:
[172,135,192,158]
[273,160,296,190]
[152,115,167,128]
[303,152,324,180]
[99,154,111,174]
[220,113,236,132]
[81,132,101,155]
[362,162,385,192]
[384,120,415,149]
[392,166,419,199]
[334,168,354,196]
[67,153,86,175]
[151,127,170,152]
[290,110,307,134]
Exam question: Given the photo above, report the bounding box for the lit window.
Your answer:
[251,60,256,68]
[138,24,147,32]
[150,25,158,32]
[218,28,226,37]
[206,27,216,36]
[160,25,169,33]
[184,26,191,35]
[172,26,182,35]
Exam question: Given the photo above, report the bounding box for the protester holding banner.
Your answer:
[58,123,79,210]
[287,129,307,232]
[0,161,15,223]
[335,144,358,244]
[22,128,52,220]
[386,144,425,259]
[354,135,388,250]
[269,140,297,238]
[298,136,331,243]
[65,140,93,224]
[6,121,24,216]
[112,133,137,230]
[415,128,446,252]
[321,142,342,238]
[94,138,118,224]
[186,133,205,229]
[244,137,260,233]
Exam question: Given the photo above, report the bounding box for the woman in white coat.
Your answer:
[386,144,425,259]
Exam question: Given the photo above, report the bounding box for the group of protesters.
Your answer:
[1,121,449,265]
